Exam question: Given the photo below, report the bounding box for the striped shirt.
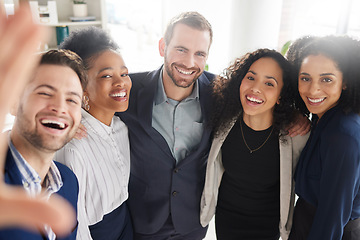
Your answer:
[55,109,130,240]
[9,134,62,240]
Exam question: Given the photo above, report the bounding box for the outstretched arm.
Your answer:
[0,3,76,237]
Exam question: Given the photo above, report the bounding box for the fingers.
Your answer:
[0,186,76,236]
[74,123,87,140]
[297,121,311,136]
[0,5,48,169]
[0,4,49,114]
[0,3,73,236]
[288,115,311,137]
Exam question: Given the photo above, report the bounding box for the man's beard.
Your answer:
[21,127,72,153]
[16,106,74,153]
[164,59,202,89]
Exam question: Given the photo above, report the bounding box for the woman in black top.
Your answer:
[200,49,309,240]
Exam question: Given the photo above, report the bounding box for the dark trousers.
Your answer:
[288,198,316,240]
[134,215,208,240]
[343,217,360,240]
[289,198,360,240]
[89,202,133,240]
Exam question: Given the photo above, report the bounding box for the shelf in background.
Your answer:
[43,20,102,27]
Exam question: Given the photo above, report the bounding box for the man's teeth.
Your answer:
[308,97,325,103]
[247,96,263,104]
[110,92,126,97]
[41,119,65,129]
[177,68,193,75]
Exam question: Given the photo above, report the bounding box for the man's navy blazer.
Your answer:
[0,148,79,240]
[116,66,214,235]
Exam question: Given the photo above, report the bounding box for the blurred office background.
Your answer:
[105,0,359,75]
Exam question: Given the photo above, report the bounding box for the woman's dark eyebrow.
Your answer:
[320,73,336,76]
[98,66,128,74]
[266,75,278,84]
[248,70,278,83]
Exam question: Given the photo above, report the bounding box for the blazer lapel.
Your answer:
[136,68,174,159]
[4,148,23,186]
[178,75,215,167]
[279,135,293,230]
[210,119,237,159]
[194,76,213,155]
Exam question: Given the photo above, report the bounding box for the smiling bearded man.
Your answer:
[0,49,87,240]
[116,12,215,240]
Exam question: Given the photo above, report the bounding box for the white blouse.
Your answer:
[55,109,130,240]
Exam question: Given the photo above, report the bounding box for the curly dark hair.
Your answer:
[286,36,317,117]
[286,36,317,67]
[59,26,119,70]
[291,35,360,115]
[210,49,296,138]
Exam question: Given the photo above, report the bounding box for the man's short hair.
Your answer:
[40,49,87,90]
[164,11,213,46]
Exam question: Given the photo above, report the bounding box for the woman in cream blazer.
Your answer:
[200,121,308,239]
[200,49,309,240]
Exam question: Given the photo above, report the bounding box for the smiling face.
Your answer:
[85,50,132,124]
[298,54,344,119]
[160,23,210,89]
[13,64,83,153]
[240,57,284,123]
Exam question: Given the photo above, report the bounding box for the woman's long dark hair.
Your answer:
[210,49,296,139]
[289,35,360,116]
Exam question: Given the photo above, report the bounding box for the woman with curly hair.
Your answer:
[200,49,309,240]
[288,36,360,240]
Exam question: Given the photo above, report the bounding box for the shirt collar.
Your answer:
[81,108,114,140]
[8,133,63,197]
[44,161,63,195]
[154,67,200,106]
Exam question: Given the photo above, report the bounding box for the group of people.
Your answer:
[1,3,360,240]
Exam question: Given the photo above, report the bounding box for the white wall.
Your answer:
[228,0,283,62]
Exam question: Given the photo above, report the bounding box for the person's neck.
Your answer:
[242,113,273,131]
[162,72,194,102]
[10,129,54,185]
[87,108,114,126]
